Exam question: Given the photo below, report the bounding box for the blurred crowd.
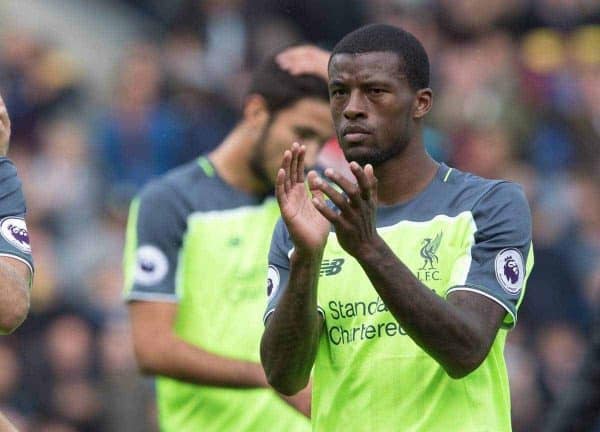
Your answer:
[0,0,598,430]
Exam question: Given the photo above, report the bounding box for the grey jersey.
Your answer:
[266,163,533,328]
[123,157,311,432]
[0,158,33,273]
[124,156,268,301]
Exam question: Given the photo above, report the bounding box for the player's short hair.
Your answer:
[330,24,430,91]
[247,50,330,114]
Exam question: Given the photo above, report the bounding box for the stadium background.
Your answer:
[0,0,598,430]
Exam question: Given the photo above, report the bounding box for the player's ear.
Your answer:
[413,88,432,119]
[243,94,270,126]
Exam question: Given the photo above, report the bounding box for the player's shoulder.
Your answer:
[442,165,527,211]
[138,158,212,205]
[0,158,18,180]
[0,158,25,217]
[269,216,296,263]
[0,158,21,193]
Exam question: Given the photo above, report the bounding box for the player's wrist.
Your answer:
[353,235,387,264]
[290,247,324,266]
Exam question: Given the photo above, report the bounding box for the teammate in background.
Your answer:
[0,94,34,430]
[261,24,534,431]
[124,47,333,431]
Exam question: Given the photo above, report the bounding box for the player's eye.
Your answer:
[368,88,385,95]
[330,88,347,97]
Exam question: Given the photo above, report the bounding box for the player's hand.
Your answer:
[278,383,312,418]
[276,143,330,255]
[276,45,330,81]
[310,162,380,259]
[0,93,11,157]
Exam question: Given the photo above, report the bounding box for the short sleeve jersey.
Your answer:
[266,164,533,432]
[123,157,309,432]
[0,158,33,274]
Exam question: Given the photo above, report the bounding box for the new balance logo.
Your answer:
[320,259,345,276]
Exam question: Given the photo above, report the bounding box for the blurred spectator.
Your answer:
[435,0,527,38]
[545,290,600,432]
[536,322,586,403]
[247,0,366,48]
[49,379,102,432]
[43,314,97,380]
[0,343,25,413]
[161,30,236,162]
[506,338,544,431]
[93,43,186,203]
[529,0,600,29]
[98,320,155,432]
[0,30,82,154]
[568,25,600,169]
[29,418,78,432]
[25,118,100,233]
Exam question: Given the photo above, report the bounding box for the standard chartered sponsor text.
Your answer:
[327,297,407,345]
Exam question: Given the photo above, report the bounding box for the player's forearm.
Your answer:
[261,250,323,395]
[134,334,268,389]
[0,261,29,334]
[356,237,492,378]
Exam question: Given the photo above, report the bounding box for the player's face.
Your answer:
[328,52,418,166]
[256,98,333,185]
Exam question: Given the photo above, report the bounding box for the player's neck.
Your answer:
[209,125,269,196]
[374,141,439,206]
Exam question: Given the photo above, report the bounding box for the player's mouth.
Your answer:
[342,124,372,144]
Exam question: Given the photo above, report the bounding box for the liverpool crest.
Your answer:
[417,232,443,282]
[419,232,443,270]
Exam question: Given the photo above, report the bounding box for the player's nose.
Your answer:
[343,90,367,120]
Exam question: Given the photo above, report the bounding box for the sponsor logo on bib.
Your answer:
[320,258,345,276]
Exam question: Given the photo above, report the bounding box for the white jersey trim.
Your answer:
[377,210,474,233]
[264,306,325,326]
[124,292,180,303]
[0,253,34,279]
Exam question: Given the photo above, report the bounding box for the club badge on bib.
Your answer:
[495,248,524,295]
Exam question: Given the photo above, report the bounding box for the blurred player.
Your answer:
[124,47,333,431]
[0,94,34,430]
[262,24,534,431]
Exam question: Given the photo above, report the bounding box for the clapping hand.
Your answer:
[309,161,380,259]
[276,143,331,256]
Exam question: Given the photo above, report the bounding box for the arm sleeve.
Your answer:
[0,158,33,274]
[263,218,326,324]
[123,180,187,302]
[263,218,294,323]
[446,182,533,328]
